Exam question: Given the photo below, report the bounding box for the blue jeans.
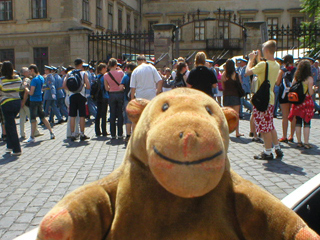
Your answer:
[109,92,124,137]
[57,98,68,118]
[240,97,252,116]
[87,97,97,118]
[274,85,280,116]
[44,100,62,121]
[2,100,21,153]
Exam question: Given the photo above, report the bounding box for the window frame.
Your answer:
[33,47,49,75]
[0,0,13,21]
[194,20,205,41]
[118,8,123,33]
[127,13,131,32]
[0,49,15,67]
[32,0,47,19]
[134,16,138,33]
[292,17,304,29]
[267,17,279,30]
[108,3,113,31]
[96,0,102,27]
[82,0,89,22]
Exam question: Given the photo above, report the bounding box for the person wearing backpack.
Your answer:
[104,58,125,139]
[94,63,109,137]
[245,40,283,160]
[63,58,91,141]
[120,62,136,142]
[288,60,318,149]
[275,55,296,143]
[172,62,188,88]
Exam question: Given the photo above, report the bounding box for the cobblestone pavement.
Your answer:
[0,112,319,239]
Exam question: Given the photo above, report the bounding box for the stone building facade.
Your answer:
[0,0,141,73]
[0,0,306,71]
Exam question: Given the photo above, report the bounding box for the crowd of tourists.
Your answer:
[0,40,319,159]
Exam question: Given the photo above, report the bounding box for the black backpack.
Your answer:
[251,62,270,112]
[173,72,187,88]
[91,75,104,102]
[66,69,83,93]
[288,81,306,105]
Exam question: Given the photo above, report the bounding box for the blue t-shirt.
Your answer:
[30,75,44,102]
[121,73,131,101]
[97,74,109,99]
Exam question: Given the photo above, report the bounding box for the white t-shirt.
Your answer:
[130,63,162,100]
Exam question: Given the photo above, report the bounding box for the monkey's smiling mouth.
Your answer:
[153,146,223,166]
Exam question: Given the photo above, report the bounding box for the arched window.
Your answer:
[32,0,47,19]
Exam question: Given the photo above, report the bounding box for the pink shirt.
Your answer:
[104,70,124,92]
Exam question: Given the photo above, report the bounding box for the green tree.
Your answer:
[301,0,320,23]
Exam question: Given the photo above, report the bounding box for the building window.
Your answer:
[0,0,12,21]
[194,21,205,41]
[0,49,14,66]
[127,14,131,32]
[82,0,89,22]
[96,0,102,27]
[148,21,158,32]
[33,47,48,75]
[32,0,47,19]
[108,3,113,30]
[170,19,182,40]
[267,17,278,30]
[118,9,122,32]
[292,17,304,29]
[134,17,138,33]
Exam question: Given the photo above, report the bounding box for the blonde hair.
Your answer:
[195,52,207,66]
[262,40,277,54]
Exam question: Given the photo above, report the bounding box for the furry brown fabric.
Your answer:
[37,88,319,240]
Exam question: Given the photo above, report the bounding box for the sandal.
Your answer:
[288,137,294,143]
[236,134,244,138]
[279,137,288,143]
[304,144,312,149]
[297,142,304,148]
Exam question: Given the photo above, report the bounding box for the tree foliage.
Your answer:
[301,0,320,23]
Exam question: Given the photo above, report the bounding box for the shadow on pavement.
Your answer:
[63,140,90,148]
[230,137,252,144]
[263,160,306,176]
[106,139,125,146]
[0,154,20,165]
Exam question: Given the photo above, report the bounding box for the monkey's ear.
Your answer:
[222,107,239,133]
[126,98,150,124]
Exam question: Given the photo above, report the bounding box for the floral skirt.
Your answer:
[252,104,275,133]
[288,95,314,123]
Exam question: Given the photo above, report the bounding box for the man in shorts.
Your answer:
[63,59,90,141]
[246,40,284,160]
[26,64,55,143]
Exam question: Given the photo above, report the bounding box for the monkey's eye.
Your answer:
[206,106,213,116]
[162,103,169,112]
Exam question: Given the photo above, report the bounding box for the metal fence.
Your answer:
[88,31,154,64]
[269,24,320,58]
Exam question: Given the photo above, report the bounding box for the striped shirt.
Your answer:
[0,75,22,105]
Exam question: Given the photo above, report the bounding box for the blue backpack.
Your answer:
[66,70,83,93]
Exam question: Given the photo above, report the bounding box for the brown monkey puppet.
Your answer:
[37,88,319,240]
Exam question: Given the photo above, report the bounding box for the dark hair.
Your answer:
[1,61,14,79]
[137,55,146,61]
[66,65,75,73]
[28,64,39,74]
[225,59,236,80]
[177,62,187,74]
[97,63,107,74]
[283,54,294,66]
[108,58,118,68]
[74,58,84,66]
[294,60,312,83]
[126,62,137,71]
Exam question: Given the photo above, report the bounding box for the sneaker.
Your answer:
[254,152,274,160]
[34,132,44,137]
[50,132,55,139]
[70,136,77,142]
[11,152,21,156]
[275,149,284,158]
[117,135,124,139]
[6,148,12,153]
[80,135,90,141]
[249,132,254,138]
[26,137,35,143]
